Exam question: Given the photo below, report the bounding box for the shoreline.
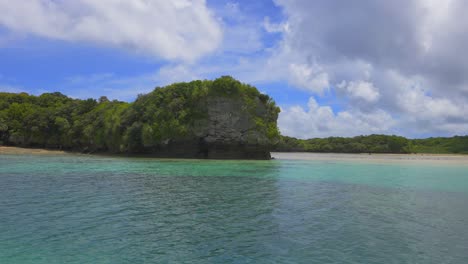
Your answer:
[271,152,468,165]
[1,146,468,164]
[0,146,69,155]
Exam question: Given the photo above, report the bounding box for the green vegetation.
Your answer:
[411,136,468,154]
[275,135,468,154]
[2,75,466,156]
[0,76,280,156]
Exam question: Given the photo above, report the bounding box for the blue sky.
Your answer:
[0,0,467,138]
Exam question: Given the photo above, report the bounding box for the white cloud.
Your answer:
[2,0,468,138]
[338,81,380,103]
[263,17,289,33]
[288,63,330,94]
[0,0,222,61]
[266,0,468,137]
[278,97,395,138]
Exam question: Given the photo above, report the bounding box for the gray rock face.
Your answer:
[194,97,268,144]
[162,96,273,159]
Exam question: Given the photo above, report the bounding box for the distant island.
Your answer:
[0,76,280,159]
[1,76,467,159]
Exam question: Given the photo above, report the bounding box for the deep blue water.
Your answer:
[1,154,467,263]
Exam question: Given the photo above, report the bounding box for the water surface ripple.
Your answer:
[1,154,467,263]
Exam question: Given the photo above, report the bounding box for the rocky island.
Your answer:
[0,76,280,159]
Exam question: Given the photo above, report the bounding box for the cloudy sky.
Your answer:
[0,0,467,138]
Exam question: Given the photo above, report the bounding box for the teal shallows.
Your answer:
[1,154,468,263]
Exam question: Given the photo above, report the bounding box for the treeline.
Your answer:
[274,134,468,154]
[0,76,280,154]
[411,136,468,154]
[2,76,466,155]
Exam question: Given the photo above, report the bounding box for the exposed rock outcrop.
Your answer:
[190,97,273,159]
[130,77,280,159]
[140,95,278,159]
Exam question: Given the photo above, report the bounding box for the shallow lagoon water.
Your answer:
[1,153,468,263]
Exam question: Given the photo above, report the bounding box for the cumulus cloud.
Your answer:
[337,81,380,103]
[270,0,468,137]
[0,0,222,61]
[1,0,467,138]
[279,97,395,138]
[288,63,329,94]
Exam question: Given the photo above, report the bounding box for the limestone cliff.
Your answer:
[131,77,281,159]
[189,97,273,159]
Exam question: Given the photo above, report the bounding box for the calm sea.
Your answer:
[1,153,467,263]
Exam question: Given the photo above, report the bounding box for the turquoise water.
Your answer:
[1,154,468,263]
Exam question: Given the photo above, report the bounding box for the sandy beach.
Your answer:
[0,146,68,155]
[272,152,468,165]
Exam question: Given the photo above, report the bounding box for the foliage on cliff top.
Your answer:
[133,76,280,144]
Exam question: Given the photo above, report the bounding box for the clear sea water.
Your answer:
[1,153,468,263]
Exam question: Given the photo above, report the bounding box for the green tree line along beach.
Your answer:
[274,134,468,154]
[0,76,467,158]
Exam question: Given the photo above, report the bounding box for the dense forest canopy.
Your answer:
[274,135,468,154]
[0,76,280,158]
